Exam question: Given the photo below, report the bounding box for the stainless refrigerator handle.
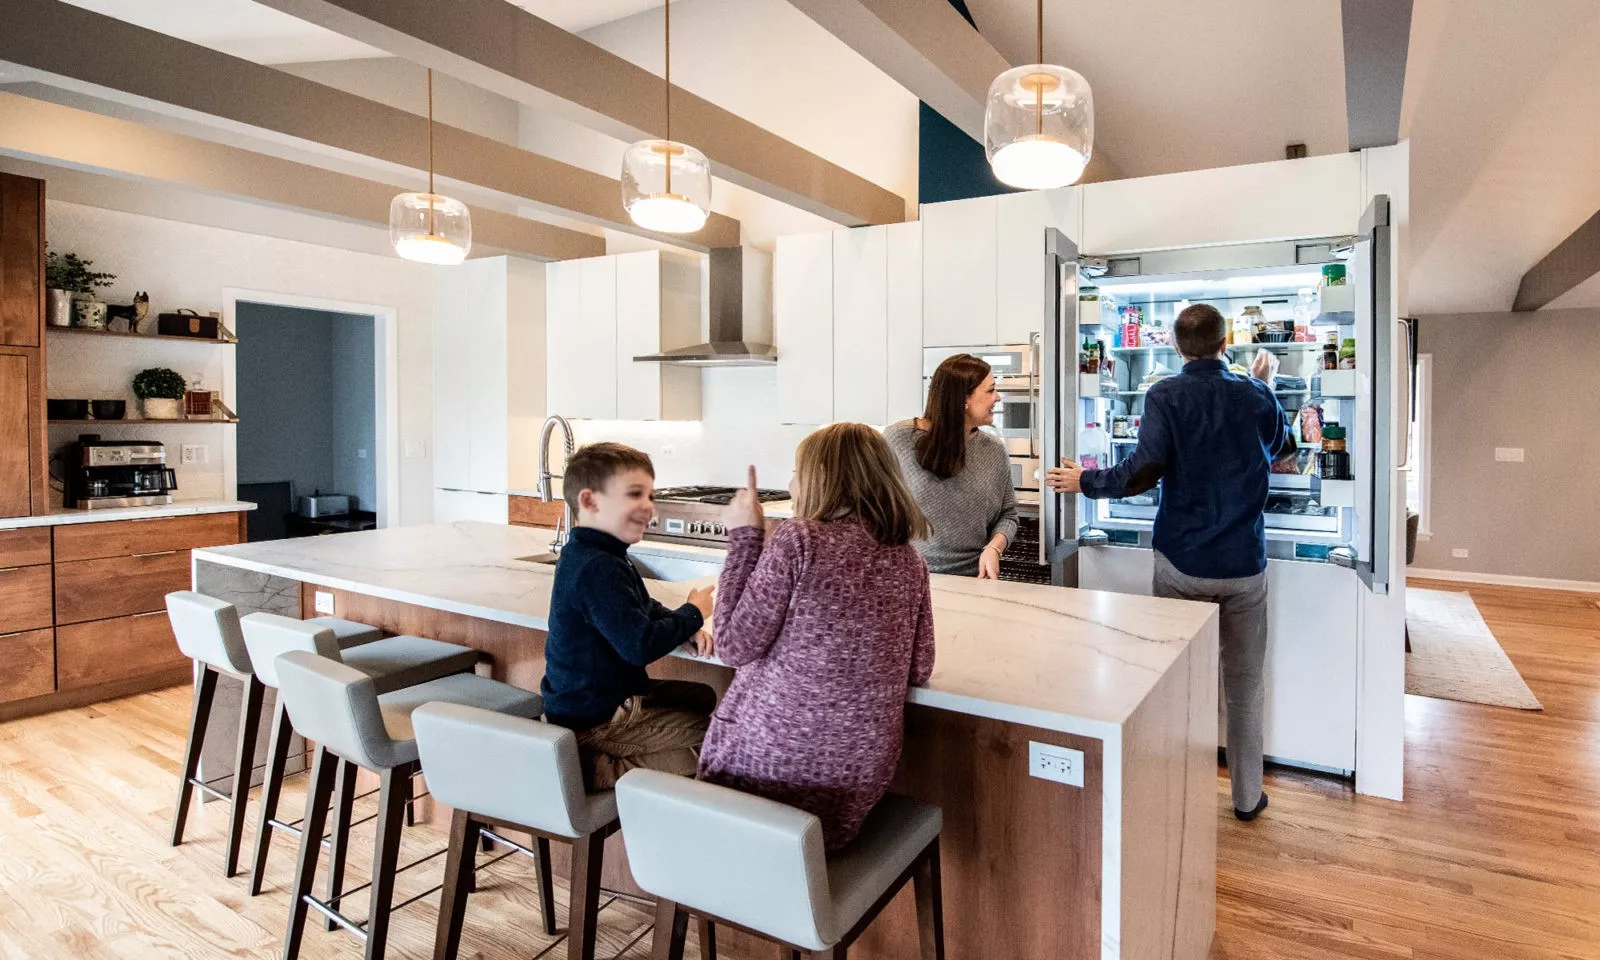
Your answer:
[1040,271,1060,566]
[1029,331,1044,565]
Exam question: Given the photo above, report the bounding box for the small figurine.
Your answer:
[106,291,149,333]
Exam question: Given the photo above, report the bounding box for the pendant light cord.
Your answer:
[664,0,672,195]
[1036,0,1043,134]
[427,67,436,235]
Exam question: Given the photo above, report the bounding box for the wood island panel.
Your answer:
[56,611,187,690]
[508,495,565,528]
[0,627,53,702]
[53,511,241,563]
[54,549,191,624]
[0,526,51,567]
[0,563,52,633]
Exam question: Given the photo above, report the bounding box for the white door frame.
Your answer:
[221,288,402,529]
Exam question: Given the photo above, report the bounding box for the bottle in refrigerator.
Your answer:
[1078,422,1111,470]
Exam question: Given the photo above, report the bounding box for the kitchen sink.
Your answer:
[515,553,560,566]
[513,549,721,583]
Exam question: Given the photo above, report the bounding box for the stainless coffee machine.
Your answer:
[65,435,177,509]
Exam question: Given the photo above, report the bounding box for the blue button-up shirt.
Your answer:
[1081,359,1292,580]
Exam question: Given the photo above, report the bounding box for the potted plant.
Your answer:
[132,367,187,419]
[45,247,116,329]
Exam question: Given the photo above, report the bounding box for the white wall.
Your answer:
[44,200,438,524]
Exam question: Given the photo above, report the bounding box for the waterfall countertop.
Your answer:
[194,521,1216,739]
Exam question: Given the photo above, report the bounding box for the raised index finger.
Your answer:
[747,465,758,493]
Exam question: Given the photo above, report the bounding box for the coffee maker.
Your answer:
[65,435,178,509]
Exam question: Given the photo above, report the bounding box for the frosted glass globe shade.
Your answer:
[622,139,711,234]
[985,64,1093,190]
[389,192,471,264]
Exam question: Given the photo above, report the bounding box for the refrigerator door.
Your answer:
[1041,227,1082,580]
[1351,195,1394,594]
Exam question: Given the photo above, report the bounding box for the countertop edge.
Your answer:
[0,499,257,530]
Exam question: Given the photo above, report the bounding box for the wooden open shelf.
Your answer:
[45,325,237,345]
[49,417,239,425]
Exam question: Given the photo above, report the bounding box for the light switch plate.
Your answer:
[1029,741,1084,787]
[1495,448,1525,463]
[313,590,335,615]
[1452,548,1469,559]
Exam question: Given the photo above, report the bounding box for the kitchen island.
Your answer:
[194,521,1218,960]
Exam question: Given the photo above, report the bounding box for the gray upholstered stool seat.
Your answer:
[274,650,543,960]
[239,613,484,896]
[412,702,622,960]
[617,770,945,959]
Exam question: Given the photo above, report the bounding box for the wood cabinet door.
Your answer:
[0,564,52,633]
[56,612,186,691]
[0,527,50,567]
[0,174,42,349]
[54,549,192,625]
[0,628,53,702]
[52,512,240,563]
[0,354,30,518]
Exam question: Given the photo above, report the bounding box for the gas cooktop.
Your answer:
[647,485,791,545]
[654,485,791,506]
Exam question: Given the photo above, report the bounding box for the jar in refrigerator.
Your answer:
[1322,342,1339,370]
[1338,337,1357,369]
[1232,310,1256,345]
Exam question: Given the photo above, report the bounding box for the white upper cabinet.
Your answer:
[922,196,998,346]
[997,188,1080,343]
[884,221,923,424]
[547,250,701,422]
[1081,153,1363,254]
[832,227,888,425]
[775,231,834,425]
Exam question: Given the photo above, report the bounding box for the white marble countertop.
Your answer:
[0,498,255,530]
[195,521,1214,736]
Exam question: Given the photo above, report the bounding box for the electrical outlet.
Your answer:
[180,444,209,465]
[1029,741,1084,787]
[358,448,368,459]
[314,590,335,615]
[1452,548,1469,559]
[1494,448,1525,463]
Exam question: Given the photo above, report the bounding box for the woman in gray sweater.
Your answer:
[884,353,1018,577]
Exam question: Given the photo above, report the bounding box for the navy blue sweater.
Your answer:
[540,526,704,730]
[1081,359,1292,580]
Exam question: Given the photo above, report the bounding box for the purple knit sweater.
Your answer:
[697,519,936,850]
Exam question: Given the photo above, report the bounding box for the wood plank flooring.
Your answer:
[0,578,1596,959]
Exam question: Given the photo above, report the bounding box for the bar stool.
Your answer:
[274,649,544,960]
[616,771,945,960]
[240,612,483,897]
[412,702,623,960]
[165,591,383,878]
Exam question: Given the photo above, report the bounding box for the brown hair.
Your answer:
[915,353,991,479]
[1175,303,1227,359]
[793,422,929,546]
[562,442,654,512]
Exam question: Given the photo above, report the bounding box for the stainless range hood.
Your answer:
[634,246,776,367]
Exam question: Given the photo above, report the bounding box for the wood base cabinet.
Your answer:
[54,549,192,625]
[56,612,187,691]
[0,628,53,702]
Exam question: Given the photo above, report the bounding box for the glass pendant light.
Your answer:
[622,0,711,234]
[984,0,1093,190]
[390,68,472,264]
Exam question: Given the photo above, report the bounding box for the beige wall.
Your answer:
[1414,308,1600,583]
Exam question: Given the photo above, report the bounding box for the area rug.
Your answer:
[1406,588,1542,709]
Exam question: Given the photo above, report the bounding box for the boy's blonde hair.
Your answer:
[792,422,929,546]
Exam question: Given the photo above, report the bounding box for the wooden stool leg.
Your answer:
[567,832,606,960]
[170,665,218,847]
[248,701,294,895]
[364,763,412,960]
[224,674,266,877]
[282,746,337,960]
[534,836,557,936]
[324,760,358,931]
[695,918,716,960]
[912,840,945,960]
[649,899,688,960]
[433,809,481,960]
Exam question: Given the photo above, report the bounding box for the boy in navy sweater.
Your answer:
[541,442,716,789]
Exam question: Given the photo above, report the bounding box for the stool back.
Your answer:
[616,770,836,950]
[240,613,340,689]
[412,702,610,839]
[275,649,408,771]
[165,591,252,675]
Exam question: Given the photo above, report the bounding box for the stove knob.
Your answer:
[648,517,659,528]
[713,523,726,536]
[689,521,704,534]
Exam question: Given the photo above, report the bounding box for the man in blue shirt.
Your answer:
[1049,303,1293,821]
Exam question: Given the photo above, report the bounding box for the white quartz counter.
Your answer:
[0,498,255,530]
[194,521,1214,737]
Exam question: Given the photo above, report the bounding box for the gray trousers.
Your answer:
[1153,552,1268,812]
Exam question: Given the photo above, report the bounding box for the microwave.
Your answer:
[922,341,1038,441]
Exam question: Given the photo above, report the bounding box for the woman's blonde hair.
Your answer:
[793,422,930,546]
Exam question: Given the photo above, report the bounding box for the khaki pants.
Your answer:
[575,680,716,791]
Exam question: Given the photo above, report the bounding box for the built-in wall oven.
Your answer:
[921,338,1041,496]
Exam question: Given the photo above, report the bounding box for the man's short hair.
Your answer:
[1175,303,1227,359]
[562,442,654,511]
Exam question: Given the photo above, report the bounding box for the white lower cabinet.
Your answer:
[1079,546,1358,772]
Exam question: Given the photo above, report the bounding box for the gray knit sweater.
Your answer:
[884,419,1019,576]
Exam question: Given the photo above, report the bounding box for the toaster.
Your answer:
[297,493,351,518]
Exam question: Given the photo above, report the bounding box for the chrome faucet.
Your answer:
[538,414,575,553]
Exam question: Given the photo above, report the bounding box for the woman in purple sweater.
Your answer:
[697,422,937,850]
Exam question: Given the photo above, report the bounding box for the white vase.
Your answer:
[72,298,108,330]
[141,397,182,420]
[46,289,74,327]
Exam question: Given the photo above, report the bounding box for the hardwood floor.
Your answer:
[0,579,1595,959]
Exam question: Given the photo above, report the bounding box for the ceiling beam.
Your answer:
[1513,209,1600,312]
[0,0,739,250]
[252,0,907,226]
[0,91,603,261]
[1341,0,1413,150]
